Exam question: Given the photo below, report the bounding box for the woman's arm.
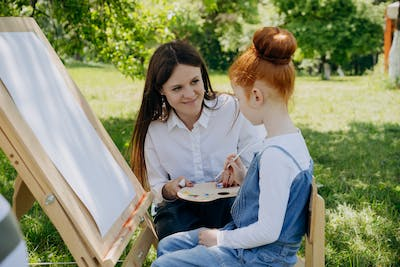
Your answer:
[144,133,170,203]
[144,133,193,202]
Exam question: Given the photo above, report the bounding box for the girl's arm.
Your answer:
[217,151,294,248]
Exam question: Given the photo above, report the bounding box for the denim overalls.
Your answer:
[224,145,313,266]
[153,145,313,267]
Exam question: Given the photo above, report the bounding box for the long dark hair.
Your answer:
[129,40,216,190]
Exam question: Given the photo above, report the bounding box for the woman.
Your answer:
[129,40,264,240]
[152,27,313,266]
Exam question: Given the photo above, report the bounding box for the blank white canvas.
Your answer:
[0,32,136,237]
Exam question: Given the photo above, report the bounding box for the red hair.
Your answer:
[229,27,297,104]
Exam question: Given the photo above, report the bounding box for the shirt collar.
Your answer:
[166,103,212,132]
[197,106,211,128]
[167,111,184,131]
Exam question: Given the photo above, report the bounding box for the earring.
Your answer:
[159,95,168,121]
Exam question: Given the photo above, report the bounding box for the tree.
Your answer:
[92,0,175,78]
[0,0,174,78]
[166,0,261,71]
[0,0,265,77]
[270,0,385,78]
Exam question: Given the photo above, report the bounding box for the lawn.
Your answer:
[0,62,399,266]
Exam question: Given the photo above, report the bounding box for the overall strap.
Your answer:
[262,145,303,171]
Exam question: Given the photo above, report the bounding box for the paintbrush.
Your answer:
[214,141,256,182]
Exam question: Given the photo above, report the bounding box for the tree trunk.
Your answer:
[337,65,345,77]
[320,55,331,80]
[323,62,331,80]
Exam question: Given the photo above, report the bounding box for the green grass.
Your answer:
[0,62,399,266]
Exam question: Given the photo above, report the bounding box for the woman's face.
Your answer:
[162,64,205,125]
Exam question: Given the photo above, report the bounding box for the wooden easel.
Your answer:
[0,17,157,267]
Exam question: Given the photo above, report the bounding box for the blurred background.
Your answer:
[0,0,397,81]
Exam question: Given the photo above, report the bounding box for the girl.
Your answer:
[151,27,313,266]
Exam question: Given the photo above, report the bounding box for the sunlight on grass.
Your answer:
[67,63,144,119]
[293,76,400,132]
[208,72,231,93]
[68,63,400,135]
[326,204,398,266]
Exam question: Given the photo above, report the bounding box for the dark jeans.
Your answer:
[154,197,235,240]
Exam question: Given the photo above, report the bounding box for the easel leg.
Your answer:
[13,175,35,220]
[122,213,158,267]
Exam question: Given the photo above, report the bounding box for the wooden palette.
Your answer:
[177,182,239,202]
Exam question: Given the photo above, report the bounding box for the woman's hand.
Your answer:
[198,228,218,247]
[161,176,193,200]
[221,154,247,186]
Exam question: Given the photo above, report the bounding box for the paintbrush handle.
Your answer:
[214,142,255,181]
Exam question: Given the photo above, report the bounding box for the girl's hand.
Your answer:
[161,177,193,200]
[222,154,247,186]
[198,229,218,247]
[220,167,237,187]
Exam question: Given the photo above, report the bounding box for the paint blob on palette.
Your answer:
[177,182,239,202]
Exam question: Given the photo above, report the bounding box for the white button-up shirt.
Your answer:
[144,94,265,204]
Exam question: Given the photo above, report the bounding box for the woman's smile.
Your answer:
[182,97,198,105]
[162,64,205,129]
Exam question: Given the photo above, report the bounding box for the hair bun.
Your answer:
[253,27,297,65]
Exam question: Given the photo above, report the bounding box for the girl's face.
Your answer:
[162,64,205,125]
[232,83,263,125]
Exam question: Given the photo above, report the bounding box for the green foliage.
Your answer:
[1,0,265,76]
[0,150,17,201]
[166,0,262,71]
[0,1,26,16]
[326,203,399,266]
[271,0,384,74]
[22,204,73,264]
[95,0,175,78]
[0,0,175,78]
[1,0,390,77]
